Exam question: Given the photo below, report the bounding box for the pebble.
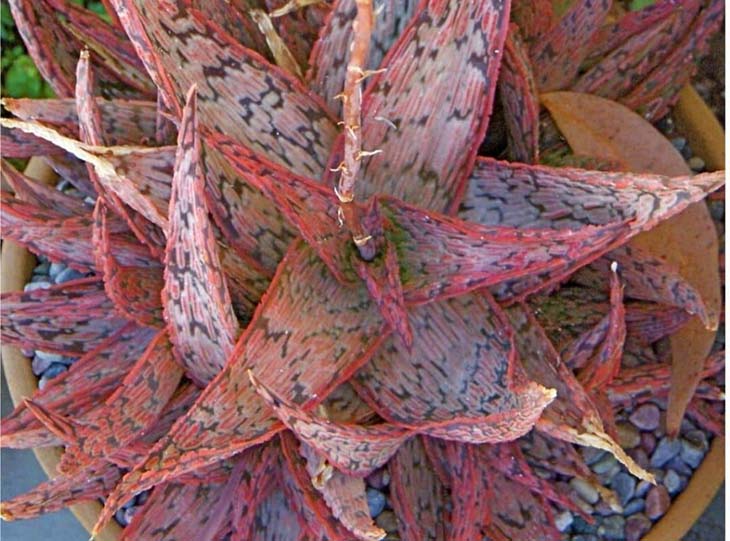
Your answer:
[645,485,670,519]
[24,281,51,292]
[610,472,636,506]
[31,274,51,283]
[597,515,625,540]
[650,437,681,468]
[35,350,65,364]
[554,510,573,532]
[581,447,605,466]
[122,496,138,509]
[33,261,50,275]
[628,448,650,470]
[571,516,598,535]
[136,491,150,506]
[641,432,656,454]
[55,267,84,284]
[115,508,128,527]
[616,422,640,449]
[32,354,54,376]
[123,506,139,525]
[591,454,618,475]
[680,143,693,160]
[571,536,598,541]
[670,136,687,151]
[366,469,390,490]
[663,469,681,495]
[709,200,725,221]
[635,480,653,498]
[366,488,386,518]
[375,510,398,533]
[49,262,66,279]
[622,498,645,515]
[667,455,692,476]
[570,478,600,505]
[680,437,707,469]
[625,513,652,541]
[629,404,661,431]
[688,156,706,172]
[43,362,68,380]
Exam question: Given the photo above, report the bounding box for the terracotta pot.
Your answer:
[0,86,724,540]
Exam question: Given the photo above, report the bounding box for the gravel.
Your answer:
[366,488,386,518]
[650,437,682,469]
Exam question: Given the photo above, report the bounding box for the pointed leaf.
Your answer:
[1,323,154,449]
[1,159,87,216]
[251,373,409,476]
[356,293,555,443]
[499,26,540,163]
[0,462,120,521]
[1,278,128,354]
[163,87,240,385]
[353,0,510,212]
[529,0,611,91]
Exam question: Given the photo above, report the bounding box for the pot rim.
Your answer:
[0,86,723,541]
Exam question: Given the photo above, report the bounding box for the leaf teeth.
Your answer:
[163,86,239,385]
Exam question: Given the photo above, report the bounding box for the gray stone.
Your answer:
[571,516,598,535]
[680,437,707,469]
[114,508,128,527]
[375,510,398,533]
[31,354,54,376]
[33,261,51,275]
[688,156,706,172]
[680,142,693,159]
[55,267,84,284]
[34,350,65,364]
[123,506,139,525]
[581,447,606,466]
[650,437,681,468]
[645,485,670,519]
[591,454,618,475]
[611,472,637,506]
[367,469,390,490]
[554,510,573,532]
[23,281,51,292]
[641,432,656,454]
[122,496,138,509]
[37,375,51,390]
[623,498,645,516]
[667,455,692,476]
[625,513,652,541]
[597,515,625,540]
[629,403,660,431]
[571,536,599,541]
[49,262,66,279]
[366,488,386,518]
[628,448,650,470]
[670,137,687,151]
[709,200,725,221]
[136,491,150,505]
[635,480,653,498]
[43,363,67,380]
[616,422,640,449]
[31,274,51,283]
[663,469,682,495]
[570,478,600,504]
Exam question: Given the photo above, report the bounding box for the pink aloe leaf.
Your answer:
[0,159,87,216]
[1,277,128,355]
[625,303,692,345]
[351,0,510,213]
[620,0,724,121]
[586,0,693,59]
[50,0,155,96]
[529,0,611,92]
[0,127,66,158]
[574,244,711,327]
[1,193,156,271]
[121,455,249,541]
[280,432,354,541]
[355,293,556,444]
[306,0,420,115]
[575,265,627,391]
[422,438,491,540]
[388,437,449,541]
[75,53,167,257]
[506,304,654,482]
[163,86,240,386]
[574,1,702,100]
[7,0,78,96]
[499,25,540,164]
[92,201,164,327]
[0,462,121,521]
[92,242,388,534]
[509,0,554,46]
[41,154,97,197]
[1,323,154,449]
[58,331,184,475]
[480,445,562,541]
[251,372,410,476]
[111,0,338,176]
[386,196,628,305]
[250,486,306,541]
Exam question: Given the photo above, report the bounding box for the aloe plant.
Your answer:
[0,1,724,540]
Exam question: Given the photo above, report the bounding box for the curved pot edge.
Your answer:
[0,86,724,541]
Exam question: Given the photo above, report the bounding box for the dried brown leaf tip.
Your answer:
[0,0,723,538]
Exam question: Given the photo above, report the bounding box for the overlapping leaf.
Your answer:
[1,159,87,216]
[163,87,240,385]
